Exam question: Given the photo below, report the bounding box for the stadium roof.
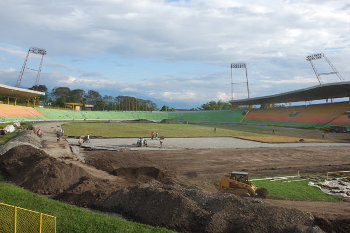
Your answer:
[231,81,350,106]
[0,83,45,98]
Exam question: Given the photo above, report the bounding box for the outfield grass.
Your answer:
[252,177,340,202]
[62,122,330,142]
[0,180,174,233]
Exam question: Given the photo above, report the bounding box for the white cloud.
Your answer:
[216,91,230,101]
[121,87,137,92]
[0,0,349,107]
[0,47,26,57]
[0,68,17,73]
[161,91,196,101]
[262,76,318,84]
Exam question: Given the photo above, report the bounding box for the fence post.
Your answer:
[14,207,17,233]
[40,213,42,233]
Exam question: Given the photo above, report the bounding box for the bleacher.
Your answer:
[243,102,350,127]
[1,101,349,128]
[33,108,246,123]
[0,104,44,122]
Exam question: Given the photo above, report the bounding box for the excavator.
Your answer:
[218,171,268,198]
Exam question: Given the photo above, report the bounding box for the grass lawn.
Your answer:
[0,122,32,146]
[62,122,330,143]
[252,177,341,202]
[0,180,174,233]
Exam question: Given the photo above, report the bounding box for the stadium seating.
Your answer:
[244,102,350,127]
[0,104,43,117]
[2,101,349,129]
[33,108,246,123]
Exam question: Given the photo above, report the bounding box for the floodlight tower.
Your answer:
[16,46,47,90]
[306,53,344,85]
[230,63,250,100]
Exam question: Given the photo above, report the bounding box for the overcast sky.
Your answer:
[0,0,349,108]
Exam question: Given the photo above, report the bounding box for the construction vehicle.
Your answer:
[218,171,268,198]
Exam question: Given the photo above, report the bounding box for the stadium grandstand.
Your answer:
[1,79,350,129]
[1,75,350,129]
[0,83,45,122]
[232,81,350,128]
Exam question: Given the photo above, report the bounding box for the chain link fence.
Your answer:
[0,202,56,233]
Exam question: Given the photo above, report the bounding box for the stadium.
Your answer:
[0,52,350,233]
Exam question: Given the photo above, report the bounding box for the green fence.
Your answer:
[0,202,56,233]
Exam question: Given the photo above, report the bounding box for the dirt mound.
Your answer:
[55,176,120,208]
[0,130,42,155]
[315,217,350,233]
[160,119,179,124]
[0,145,91,195]
[100,182,322,233]
[112,167,172,183]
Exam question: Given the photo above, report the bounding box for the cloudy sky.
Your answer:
[0,0,349,108]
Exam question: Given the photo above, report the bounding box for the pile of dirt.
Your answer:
[0,145,91,195]
[99,182,323,233]
[315,217,350,233]
[112,167,173,184]
[0,142,344,232]
[0,130,42,155]
[160,119,179,124]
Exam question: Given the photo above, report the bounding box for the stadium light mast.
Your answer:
[230,63,250,100]
[306,53,344,85]
[16,46,47,90]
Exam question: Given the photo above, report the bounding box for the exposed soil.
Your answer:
[0,122,349,233]
[160,119,179,124]
[121,119,154,123]
[84,147,350,189]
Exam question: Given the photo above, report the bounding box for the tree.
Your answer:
[29,85,48,93]
[85,90,102,108]
[69,89,85,103]
[103,95,114,110]
[52,87,71,101]
[160,105,170,111]
[54,97,65,107]
[30,85,49,103]
[200,100,232,110]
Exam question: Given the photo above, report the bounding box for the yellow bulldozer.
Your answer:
[218,171,268,198]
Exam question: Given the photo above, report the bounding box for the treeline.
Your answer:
[32,85,158,111]
[198,100,233,110]
[40,86,234,111]
[0,84,235,111]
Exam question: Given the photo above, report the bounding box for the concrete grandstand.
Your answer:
[231,81,350,128]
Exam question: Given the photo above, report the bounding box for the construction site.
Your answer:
[0,50,350,233]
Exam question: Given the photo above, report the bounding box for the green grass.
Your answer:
[62,122,245,137]
[61,122,283,138]
[0,122,32,146]
[62,122,331,143]
[0,180,174,233]
[252,177,341,202]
